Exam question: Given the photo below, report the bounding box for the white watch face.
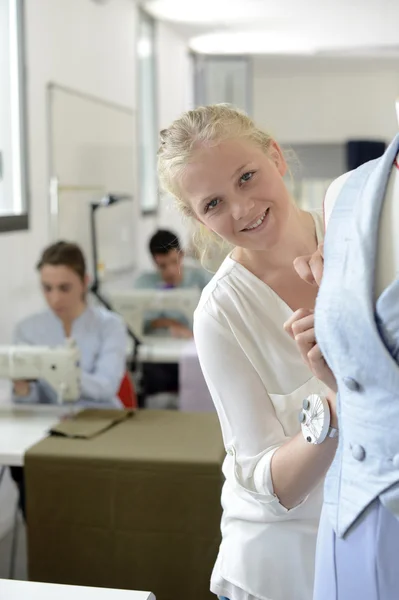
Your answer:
[299,394,331,445]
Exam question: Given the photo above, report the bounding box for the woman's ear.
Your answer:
[269,141,287,177]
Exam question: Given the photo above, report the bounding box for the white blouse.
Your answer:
[194,211,329,600]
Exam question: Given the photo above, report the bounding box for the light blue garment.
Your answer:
[13,305,127,408]
[134,265,211,332]
[315,133,399,539]
[314,499,399,600]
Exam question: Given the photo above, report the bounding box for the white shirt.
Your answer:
[194,211,328,600]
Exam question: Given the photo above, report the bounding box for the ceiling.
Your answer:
[142,0,399,56]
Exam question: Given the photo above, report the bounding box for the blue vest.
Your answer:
[315,133,399,538]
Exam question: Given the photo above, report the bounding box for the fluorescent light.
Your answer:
[138,37,152,58]
[190,31,316,55]
[9,0,22,214]
[145,0,269,24]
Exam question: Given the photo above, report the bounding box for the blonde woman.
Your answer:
[157,105,338,600]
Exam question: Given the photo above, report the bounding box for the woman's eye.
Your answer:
[205,198,220,212]
[240,171,254,184]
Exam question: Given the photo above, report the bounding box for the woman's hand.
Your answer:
[169,324,193,339]
[284,308,338,394]
[13,380,31,396]
[293,243,324,287]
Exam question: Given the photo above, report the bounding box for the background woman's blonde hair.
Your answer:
[157,104,275,271]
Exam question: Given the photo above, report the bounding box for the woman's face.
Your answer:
[40,264,88,320]
[181,138,292,251]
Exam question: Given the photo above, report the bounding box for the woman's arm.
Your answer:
[274,307,338,509]
[194,309,336,514]
[79,314,127,403]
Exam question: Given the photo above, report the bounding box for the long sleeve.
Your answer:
[79,315,127,404]
[194,308,316,517]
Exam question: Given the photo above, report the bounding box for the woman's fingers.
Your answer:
[283,308,314,339]
[293,247,324,287]
[293,254,317,286]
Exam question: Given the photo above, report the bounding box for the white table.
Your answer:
[138,337,191,364]
[0,381,73,467]
[0,406,70,467]
[0,579,155,599]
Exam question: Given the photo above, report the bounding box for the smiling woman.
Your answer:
[157,104,338,600]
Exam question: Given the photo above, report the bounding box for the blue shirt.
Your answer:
[134,265,212,332]
[13,305,127,408]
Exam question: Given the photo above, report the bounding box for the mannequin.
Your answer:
[310,126,399,599]
[324,149,399,296]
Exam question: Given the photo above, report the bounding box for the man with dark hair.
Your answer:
[139,229,210,290]
[134,229,211,337]
[134,229,211,403]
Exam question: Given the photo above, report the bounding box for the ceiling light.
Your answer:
[190,31,316,55]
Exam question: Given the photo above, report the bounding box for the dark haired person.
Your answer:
[134,230,211,402]
[134,229,211,337]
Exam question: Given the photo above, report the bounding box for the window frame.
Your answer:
[136,8,159,216]
[0,0,29,233]
[192,53,253,115]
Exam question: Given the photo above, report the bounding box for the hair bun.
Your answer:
[159,129,169,146]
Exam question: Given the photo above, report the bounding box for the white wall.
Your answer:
[137,20,191,271]
[253,56,399,144]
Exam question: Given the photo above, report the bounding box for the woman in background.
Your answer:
[11,240,127,517]
[157,104,338,600]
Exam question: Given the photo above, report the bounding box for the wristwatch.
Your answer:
[298,393,338,445]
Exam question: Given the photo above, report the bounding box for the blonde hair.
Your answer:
[157,104,275,270]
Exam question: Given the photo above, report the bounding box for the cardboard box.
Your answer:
[25,410,224,600]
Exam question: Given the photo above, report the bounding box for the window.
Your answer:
[137,10,158,215]
[0,0,28,232]
[193,54,252,114]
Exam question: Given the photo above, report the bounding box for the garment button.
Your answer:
[343,377,361,392]
[352,444,366,461]
[227,447,234,456]
[393,454,399,469]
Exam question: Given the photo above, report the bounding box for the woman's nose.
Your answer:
[230,195,254,221]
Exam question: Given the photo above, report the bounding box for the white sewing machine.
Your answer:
[108,288,201,363]
[0,338,81,402]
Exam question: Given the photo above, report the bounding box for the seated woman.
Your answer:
[11,240,128,517]
[12,240,127,407]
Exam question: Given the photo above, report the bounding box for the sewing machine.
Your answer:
[108,288,201,363]
[0,338,81,402]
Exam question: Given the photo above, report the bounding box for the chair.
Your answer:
[118,372,137,409]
